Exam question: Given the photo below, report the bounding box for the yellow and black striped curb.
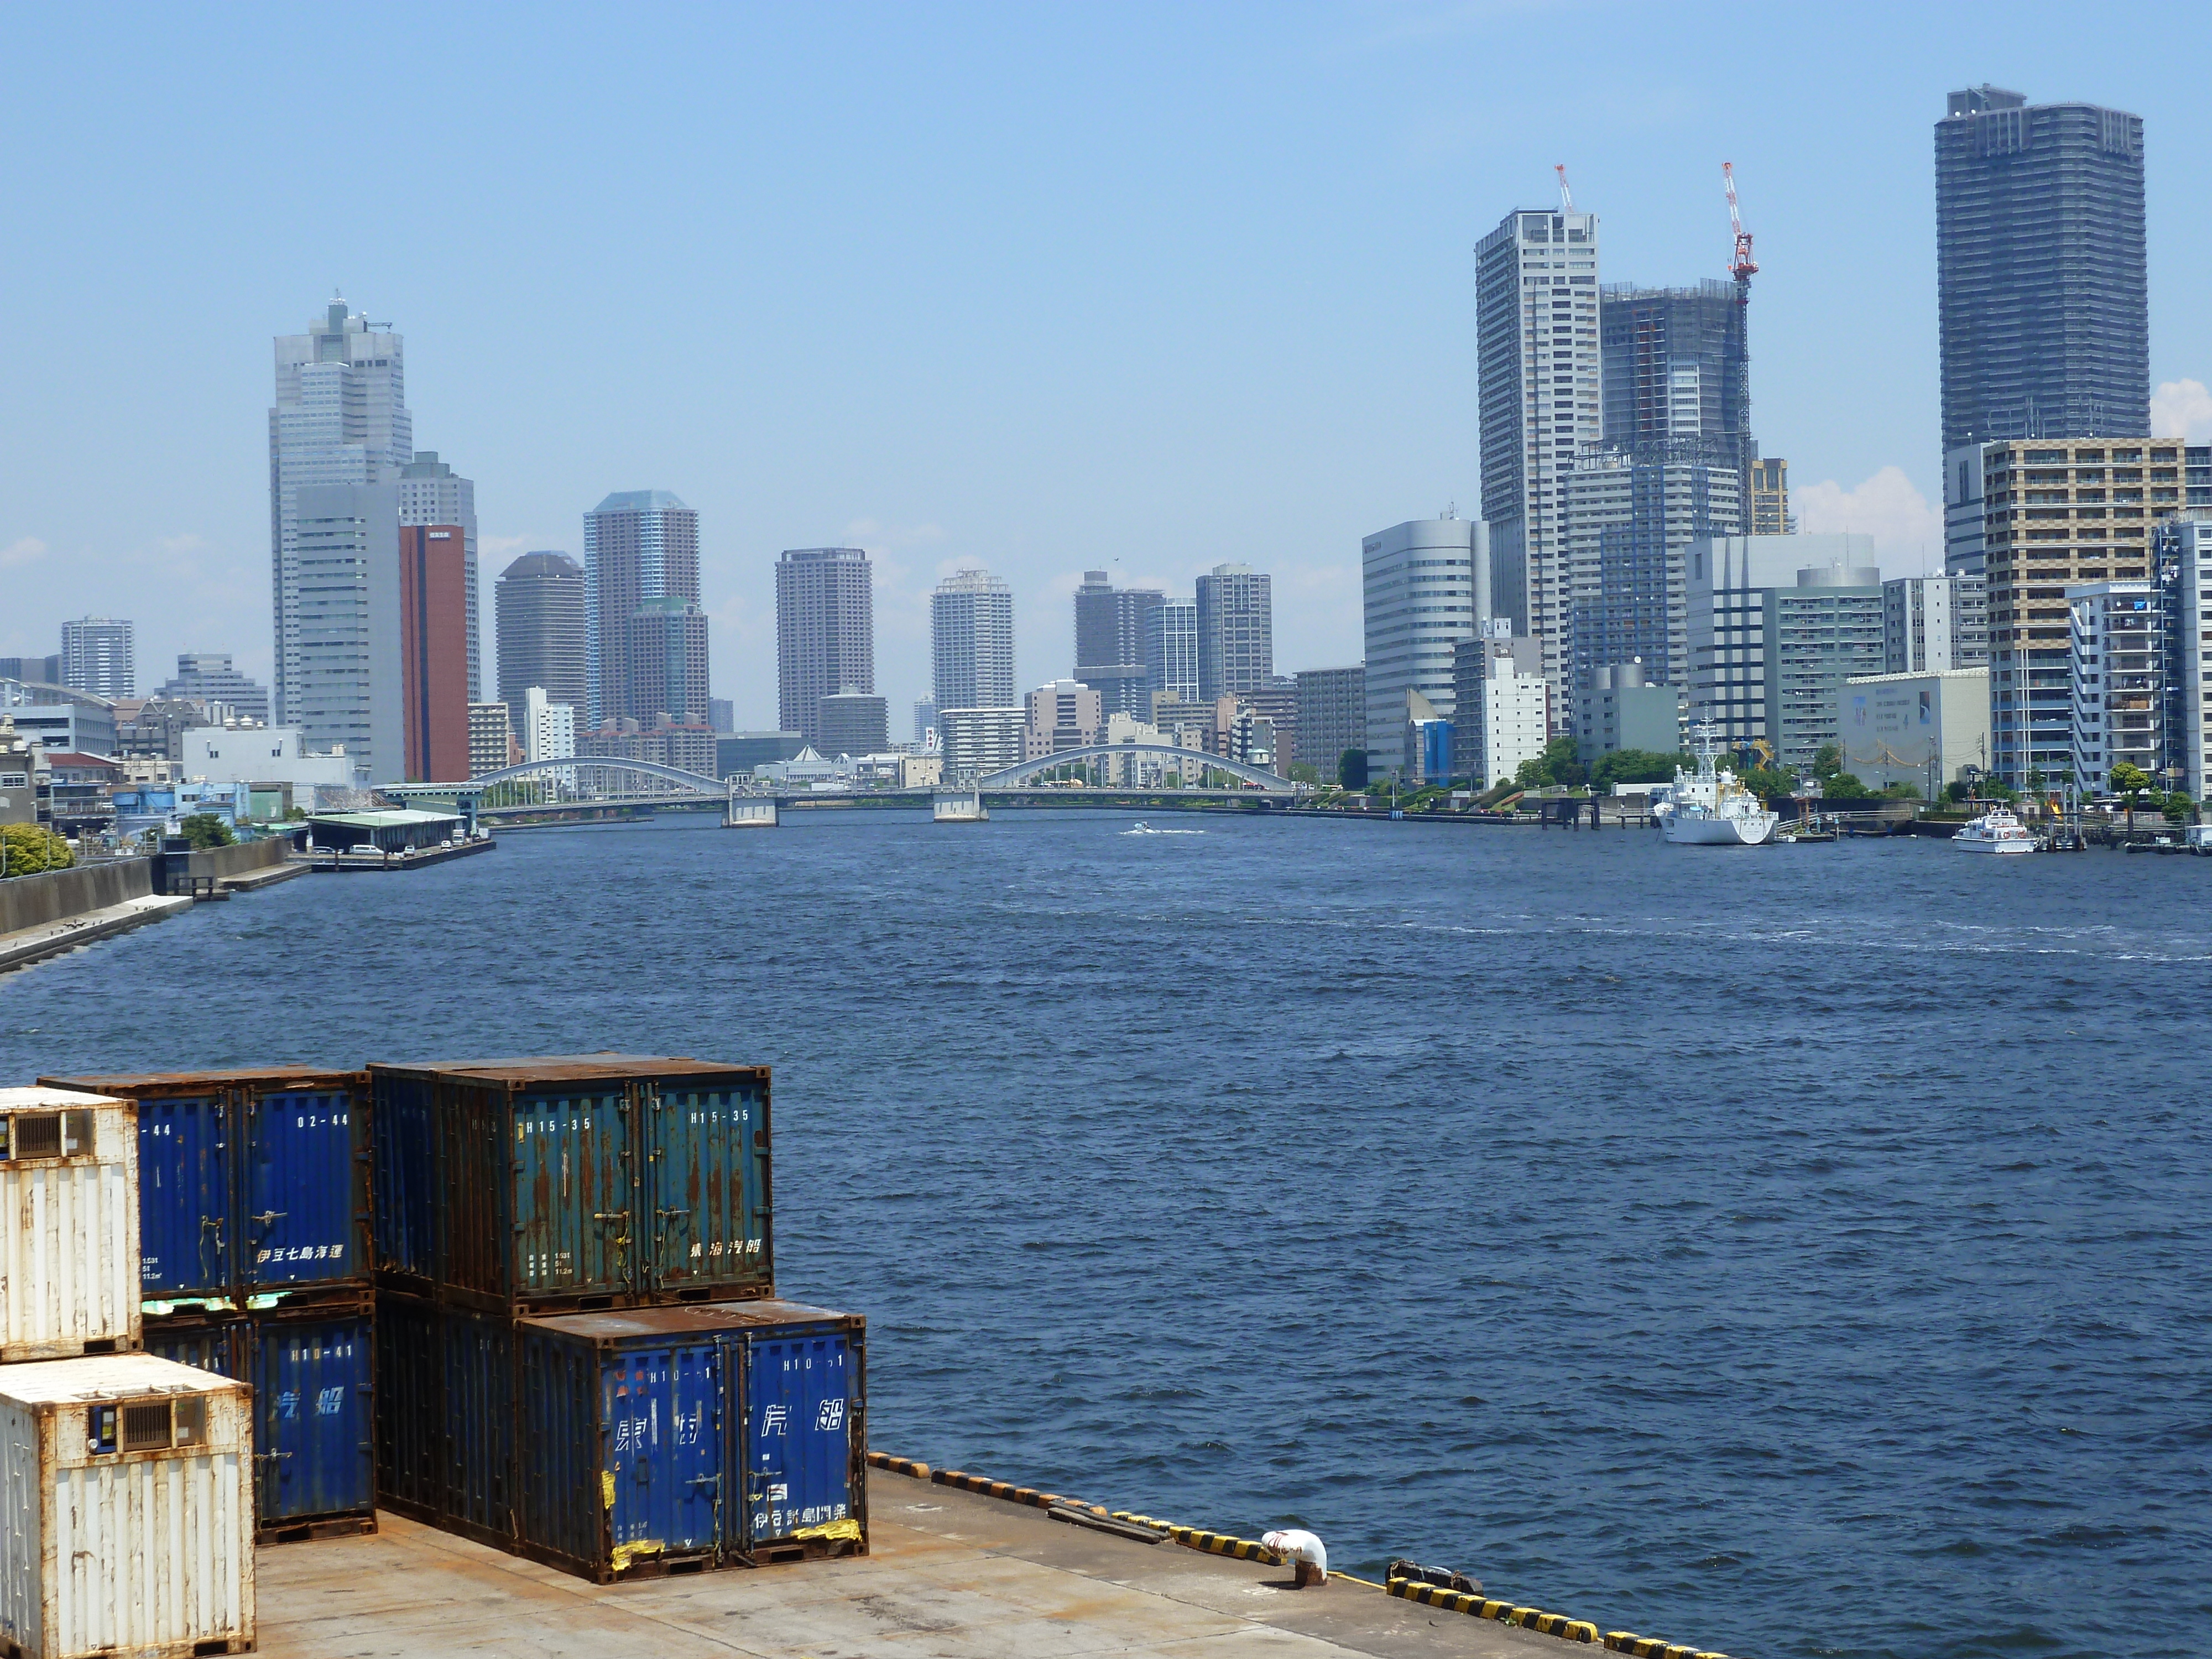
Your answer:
[1604,1635,1731,1659]
[930,1468,1065,1508]
[1388,1578,1598,1642]
[1113,1512,1283,1565]
[864,1453,932,1480]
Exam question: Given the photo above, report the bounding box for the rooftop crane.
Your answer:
[1556,164,1574,213]
[1723,161,1757,289]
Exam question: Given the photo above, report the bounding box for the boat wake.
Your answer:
[1123,822,1204,836]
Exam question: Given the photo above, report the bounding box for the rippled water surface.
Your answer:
[5,811,2208,1658]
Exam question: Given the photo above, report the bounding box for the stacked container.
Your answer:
[45,1067,377,1545]
[0,1088,255,1658]
[367,1055,866,1581]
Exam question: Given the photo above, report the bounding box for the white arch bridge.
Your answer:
[979,744,1293,794]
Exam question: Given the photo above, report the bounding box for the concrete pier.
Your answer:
[256,1469,1578,1657]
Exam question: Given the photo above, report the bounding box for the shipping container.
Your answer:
[0,1352,255,1659]
[514,1300,865,1581]
[143,1298,378,1543]
[43,1067,370,1307]
[368,1056,773,1312]
[0,1087,140,1363]
[371,1290,516,1549]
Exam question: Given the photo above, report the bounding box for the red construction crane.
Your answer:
[1723,161,1757,288]
[1556,164,1574,213]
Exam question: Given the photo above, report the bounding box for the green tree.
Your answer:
[1589,748,1688,790]
[1879,781,1923,800]
[1,823,75,877]
[2108,761,2152,830]
[1337,748,1369,790]
[178,812,236,850]
[1738,764,1798,804]
[1944,780,1971,804]
[1811,742,1845,780]
[1822,772,1874,800]
[2161,790,2192,824]
[1287,762,1321,786]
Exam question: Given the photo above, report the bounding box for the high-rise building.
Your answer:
[1750,458,1791,536]
[1980,437,2182,785]
[468,702,514,778]
[1478,205,1601,701]
[398,452,482,701]
[1295,666,1365,782]
[2065,580,2166,794]
[1565,441,1742,692]
[270,298,411,728]
[626,597,713,727]
[1571,661,1682,763]
[775,547,873,749]
[1452,624,1549,786]
[1144,597,1198,706]
[1241,677,1298,774]
[1074,571,1163,719]
[912,698,938,746]
[585,492,700,728]
[930,568,1016,712]
[817,690,889,757]
[1600,281,1752,486]
[1361,519,1484,778]
[293,481,404,781]
[60,618,134,700]
[397,525,472,782]
[1687,536,1883,768]
[156,653,269,725]
[2171,517,2212,801]
[495,551,589,739]
[1943,445,1989,577]
[707,698,734,734]
[1937,86,2149,453]
[1195,563,1272,701]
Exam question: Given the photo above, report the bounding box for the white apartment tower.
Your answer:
[1361,517,1488,778]
[60,618,135,700]
[270,297,412,727]
[930,569,1017,712]
[1477,205,1601,716]
[399,452,482,700]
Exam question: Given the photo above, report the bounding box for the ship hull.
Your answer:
[1664,812,1777,846]
[1955,836,2034,853]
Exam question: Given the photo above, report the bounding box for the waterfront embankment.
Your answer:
[0,838,302,972]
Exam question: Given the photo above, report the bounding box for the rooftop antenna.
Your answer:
[1554,164,1574,213]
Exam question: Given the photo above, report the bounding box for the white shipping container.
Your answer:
[0,1088,140,1363]
[0,1353,255,1658]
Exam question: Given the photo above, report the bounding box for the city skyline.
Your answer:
[7,9,2211,733]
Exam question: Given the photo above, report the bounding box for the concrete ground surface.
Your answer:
[257,1469,1580,1658]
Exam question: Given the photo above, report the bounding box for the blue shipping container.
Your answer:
[143,1303,375,1538]
[513,1300,864,1582]
[43,1067,370,1306]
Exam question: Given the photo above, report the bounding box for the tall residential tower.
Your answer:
[494,552,589,737]
[931,568,1017,713]
[1477,206,1600,711]
[583,491,701,728]
[775,547,874,749]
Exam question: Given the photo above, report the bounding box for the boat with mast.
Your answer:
[1659,724,1779,846]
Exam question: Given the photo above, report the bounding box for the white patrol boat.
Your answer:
[1953,805,2036,853]
[1661,725,1779,847]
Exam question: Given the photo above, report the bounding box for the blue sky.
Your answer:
[3,2,2206,728]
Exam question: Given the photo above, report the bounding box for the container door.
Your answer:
[136,1092,232,1298]
[643,1078,770,1296]
[371,1073,437,1280]
[512,1087,634,1300]
[602,1338,723,1566]
[243,1088,361,1289]
[740,1328,855,1547]
[255,1312,374,1522]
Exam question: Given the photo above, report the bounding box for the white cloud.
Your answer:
[1793,466,1944,571]
[2152,379,2212,441]
[481,534,533,560]
[0,536,48,568]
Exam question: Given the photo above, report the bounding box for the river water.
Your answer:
[4,811,2206,1658]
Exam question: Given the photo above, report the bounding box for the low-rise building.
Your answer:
[0,717,36,827]
[182,726,368,795]
[1022,680,1103,761]
[940,706,1026,781]
[1295,666,1364,781]
[1572,661,1679,763]
[1452,625,1548,787]
[715,731,804,778]
[1835,669,1990,794]
[469,702,515,777]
